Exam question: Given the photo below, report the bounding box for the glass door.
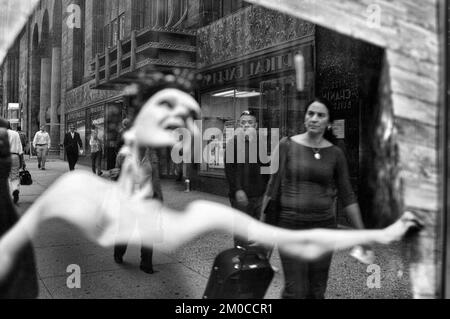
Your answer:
[260,75,313,149]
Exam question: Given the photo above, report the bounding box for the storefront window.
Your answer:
[77,121,86,151]
[89,105,105,156]
[91,117,105,144]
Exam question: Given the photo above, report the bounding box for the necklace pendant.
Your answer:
[314,153,321,160]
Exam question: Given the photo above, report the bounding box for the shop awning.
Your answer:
[0,0,38,64]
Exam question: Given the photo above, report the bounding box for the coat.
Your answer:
[63,132,83,154]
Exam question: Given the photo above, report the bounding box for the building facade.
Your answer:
[1,0,199,164]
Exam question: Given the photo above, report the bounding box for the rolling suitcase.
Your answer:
[203,246,274,299]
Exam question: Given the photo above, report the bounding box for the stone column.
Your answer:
[39,57,51,129]
[29,54,41,139]
[50,46,61,153]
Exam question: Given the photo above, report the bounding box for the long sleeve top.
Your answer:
[265,137,357,224]
[139,147,163,201]
[114,146,163,201]
[7,130,24,155]
[90,136,103,153]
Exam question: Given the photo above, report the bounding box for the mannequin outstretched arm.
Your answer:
[166,201,419,260]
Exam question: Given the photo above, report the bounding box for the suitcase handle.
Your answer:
[236,249,268,265]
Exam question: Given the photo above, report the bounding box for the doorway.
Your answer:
[259,75,311,140]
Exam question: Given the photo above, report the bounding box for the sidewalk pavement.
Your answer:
[16,158,413,299]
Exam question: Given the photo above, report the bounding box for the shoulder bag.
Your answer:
[263,137,291,225]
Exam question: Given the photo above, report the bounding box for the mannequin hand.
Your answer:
[383,211,423,244]
[235,190,249,207]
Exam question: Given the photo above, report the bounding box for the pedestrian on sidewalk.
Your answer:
[224,110,269,249]
[261,98,369,299]
[0,121,38,298]
[89,129,103,176]
[63,124,83,171]
[113,146,163,274]
[32,125,51,170]
[111,85,164,274]
[4,122,24,205]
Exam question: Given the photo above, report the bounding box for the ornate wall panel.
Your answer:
[197,5,315,68]
[65,81,119,111]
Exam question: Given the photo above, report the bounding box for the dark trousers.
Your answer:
[114,242,153,268]
[113,211,155,269]
[230,196,263,249]
[279,218,336,299]
[66,151,79,171]
[91,151,102,174]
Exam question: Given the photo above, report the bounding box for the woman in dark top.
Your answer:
[263,97,366,299]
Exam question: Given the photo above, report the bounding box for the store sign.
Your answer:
[201,51,296,89]
[91,105,104,115]
[322,87,359,112]
[65,82,117,112]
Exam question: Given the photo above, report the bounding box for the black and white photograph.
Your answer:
[0,0,449,307]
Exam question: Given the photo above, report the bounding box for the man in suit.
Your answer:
[63,124,83,171]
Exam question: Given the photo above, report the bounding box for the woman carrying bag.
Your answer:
[261,98,371,299]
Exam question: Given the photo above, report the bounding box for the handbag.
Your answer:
[19,170,33,186]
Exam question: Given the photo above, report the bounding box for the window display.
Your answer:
[89,106,105,156]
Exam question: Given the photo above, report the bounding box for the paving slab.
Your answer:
[41,263,208,299]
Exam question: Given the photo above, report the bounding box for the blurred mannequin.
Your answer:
[0,71,422,289]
